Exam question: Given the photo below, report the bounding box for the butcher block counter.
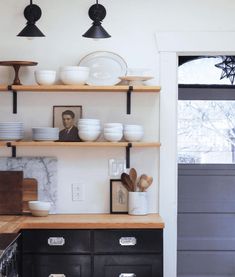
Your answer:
[0,214,164,233]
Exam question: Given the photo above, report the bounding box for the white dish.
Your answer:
[61,66,89,72]
[28,201,51,217]
[60,69,90,85]
[78,51,127,86]
[104,132,123,142]
[79,131,100,142]
[124,131,144,142]
[35,70,56,85]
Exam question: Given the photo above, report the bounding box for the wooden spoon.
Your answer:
[138,175,153,192]
[129,168,137,191]
[121,173,134,192]
[137,174,147,192]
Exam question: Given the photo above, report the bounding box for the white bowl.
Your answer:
[104,123,123,128]
[28,201,51,217]
[124,124,143,130]
[124,131,144,142]
[79,126,101,132]
[104,132,123,142]
[79,119,100,123]
[104,127,123,132]
[61,66,89,72]
[35,70,56,85]
[79,131,100,141]
[60,68,90,85]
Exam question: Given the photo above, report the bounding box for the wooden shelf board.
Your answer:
[11,85,161,93]
[10,141,161,147]
[0,85,8,91]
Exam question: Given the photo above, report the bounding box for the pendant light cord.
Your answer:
[30,0,33,5]
[96,0,98,7]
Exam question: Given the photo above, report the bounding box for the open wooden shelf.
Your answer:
[11,85,161,93]
[0,84,8,91]
[9,141,161,148]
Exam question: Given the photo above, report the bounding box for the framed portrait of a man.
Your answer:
[53,106,82,142]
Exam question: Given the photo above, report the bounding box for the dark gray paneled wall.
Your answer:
[177,164,235,277]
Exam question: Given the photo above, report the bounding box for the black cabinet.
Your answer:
[94,255,163,277]
[23,254,91,277]
[21,229,163,277]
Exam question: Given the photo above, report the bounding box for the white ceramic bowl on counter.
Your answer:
[35,70,56,85]
[28,201,51,217]
[60,66,90,85]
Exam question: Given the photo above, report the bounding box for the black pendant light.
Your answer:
[17,0,45,37]
[83,0,111,39]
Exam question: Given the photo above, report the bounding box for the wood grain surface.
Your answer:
[0,214,164,233]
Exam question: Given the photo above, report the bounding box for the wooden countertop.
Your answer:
[0,214,164,233]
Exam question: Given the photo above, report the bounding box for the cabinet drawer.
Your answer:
[23,254,91,277]
[94,229,163,253]
[94,254,163,277]
[22,230,91,253]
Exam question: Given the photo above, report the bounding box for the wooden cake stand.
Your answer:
[0,61,38,85]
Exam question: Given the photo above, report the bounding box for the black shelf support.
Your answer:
[127,86,133,114]
[6,142,16,158]
[126,142,132,168]
[8,86,17,114]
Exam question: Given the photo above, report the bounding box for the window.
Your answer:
[178,56,235,164]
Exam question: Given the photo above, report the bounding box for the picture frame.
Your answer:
[53,106,82,142]
[110,179,128,214]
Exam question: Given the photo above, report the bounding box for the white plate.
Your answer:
[78,51,127,86]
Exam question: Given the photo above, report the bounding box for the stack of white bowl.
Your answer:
[60,66,90,85]
[124,124,144,142]
[104,123,123,142]
[0,122,24,141]
[78,119,101,141]
[32,127,59,141]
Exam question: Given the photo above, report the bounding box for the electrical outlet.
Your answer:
[72,183,84,201]
[109,159,126,177]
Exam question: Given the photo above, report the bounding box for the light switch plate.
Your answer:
[109,159,126,177]
[72,183,84,201]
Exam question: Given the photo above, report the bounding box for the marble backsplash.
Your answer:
[0,157,57,213]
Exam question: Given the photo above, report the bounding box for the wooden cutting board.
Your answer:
[22,178,38,213]
[0,171,23,214]
[0,172,38,214]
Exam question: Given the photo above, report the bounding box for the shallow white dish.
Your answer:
[78,51,127,86]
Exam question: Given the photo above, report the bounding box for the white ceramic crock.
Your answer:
[128,192,148,215]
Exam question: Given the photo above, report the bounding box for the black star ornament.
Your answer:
[215,56,235,84]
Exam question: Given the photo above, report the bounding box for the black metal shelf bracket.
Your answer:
[127,86,133,114]
[126,142,132,168]
[8,86,17,114]
[6,142,16,158]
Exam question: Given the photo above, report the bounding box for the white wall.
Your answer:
[1,1,235,276]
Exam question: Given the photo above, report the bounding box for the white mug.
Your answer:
[128,192,148,215]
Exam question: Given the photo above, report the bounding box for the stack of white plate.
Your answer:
[124,125,144,142]
[0,122,24,140]
[78,119,101,141]
[32,127,59,141]
[104,123,123,142]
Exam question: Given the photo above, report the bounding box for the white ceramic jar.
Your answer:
[128,192,148,215]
